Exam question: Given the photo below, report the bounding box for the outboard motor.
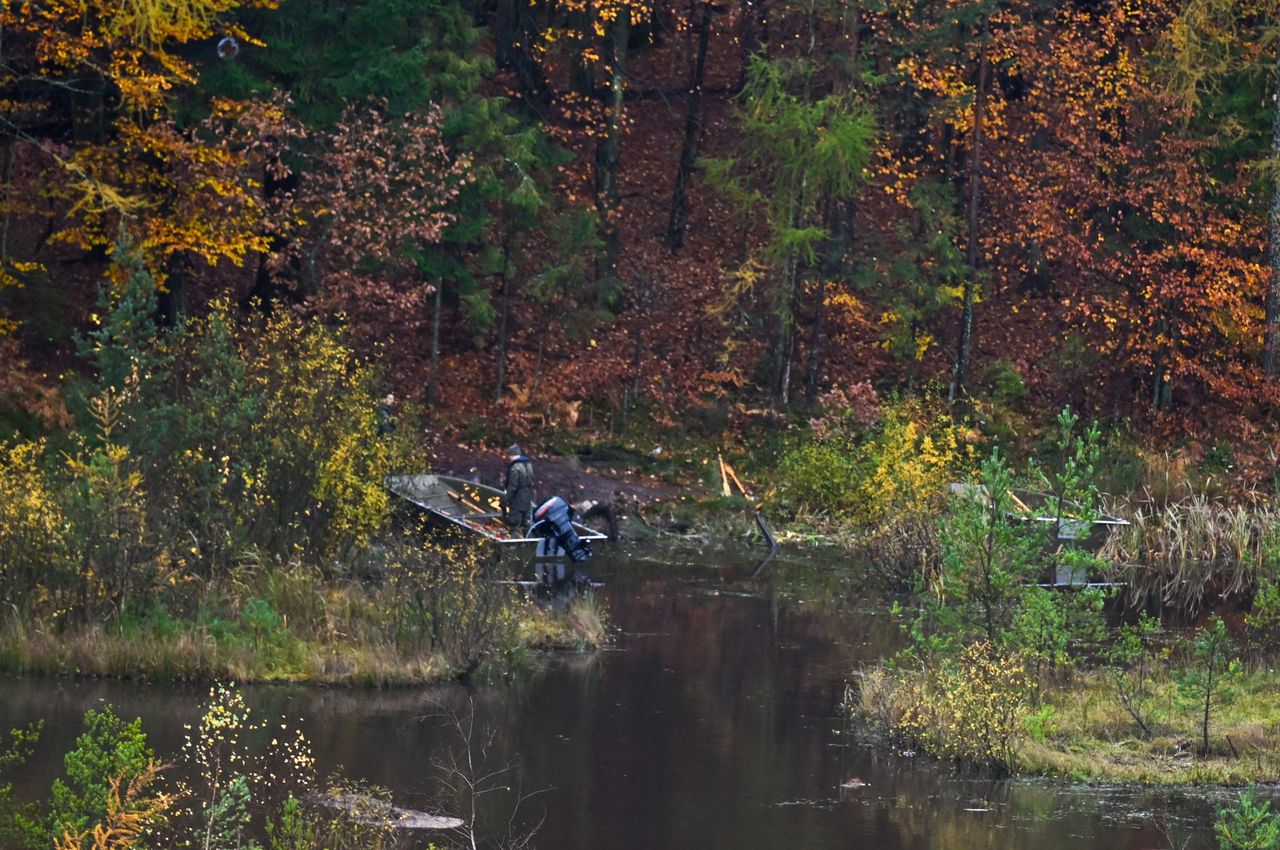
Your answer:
[529,495,592,563]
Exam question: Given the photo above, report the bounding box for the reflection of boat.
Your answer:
[385,473,608,545]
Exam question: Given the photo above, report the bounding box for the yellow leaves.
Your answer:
[709,255,769,317]
[7,0,277,284]
[63,176,146,219]
[892,643,1031,768]
[0,439,68,568]
[54,763,171,850]
[857,405,972,523]
[110,0,240,48]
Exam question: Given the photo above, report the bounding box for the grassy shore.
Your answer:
[1014,669,1280,784]
[0,574,609,686]
[856,663,1280,785]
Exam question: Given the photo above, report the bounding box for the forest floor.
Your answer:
[432,442,679,514]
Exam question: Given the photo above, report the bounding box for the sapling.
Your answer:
[1214,787,1280,850]
[1173,615,1242,756]
[935,448,1042,645]
[1030,407,1104,586]
[1104,613,1161,738]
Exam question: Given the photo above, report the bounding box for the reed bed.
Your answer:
[1101,494,1280,611]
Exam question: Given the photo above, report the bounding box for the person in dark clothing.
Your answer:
[376,393,397,435]
[501,444,535,529]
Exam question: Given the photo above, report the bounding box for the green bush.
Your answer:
[1246,578,1280,657]
[119,600,182,640]
[240,597,284,645]
[773,398,970,524]
[47,706,153,846]
[773,438,859,518]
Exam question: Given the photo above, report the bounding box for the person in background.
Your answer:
[376,393,397,435]
[501,444,534,529]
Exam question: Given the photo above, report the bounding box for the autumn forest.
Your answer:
[17,1,1280,842]
[2,0,1279,451]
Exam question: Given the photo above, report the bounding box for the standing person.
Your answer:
[376,393,397,435]
[501,444,535,529]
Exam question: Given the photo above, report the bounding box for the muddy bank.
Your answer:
[432,444,675,512]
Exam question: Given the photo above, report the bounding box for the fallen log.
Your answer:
[310,790,464,830]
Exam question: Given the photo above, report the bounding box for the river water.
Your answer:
[0,546,1237,849]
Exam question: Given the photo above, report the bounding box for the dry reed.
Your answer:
[1101,494,1280,611]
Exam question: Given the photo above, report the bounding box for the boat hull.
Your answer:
[385,473,607,544]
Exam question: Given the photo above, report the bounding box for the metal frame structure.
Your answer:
[385,473,608,544]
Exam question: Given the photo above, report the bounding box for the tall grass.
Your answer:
[851,659,1280,784]
[1102,494,1280,611]
[0,547,609,685]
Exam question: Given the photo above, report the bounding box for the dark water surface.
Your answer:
[0,547,1234,849]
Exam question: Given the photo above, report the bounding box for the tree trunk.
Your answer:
[774,252,797,407]
[1,142,13,274]
[949,50,988,405]
[666,0,713,250]
[494,0,550,111]
[803,276,826,406]
[1265,41,1280,375]
[243,153,298,310]
[157,251,189,327]
[594,11,629,301]
[427,279,443,407]
[805,196,852,405]
[494,236,513,403]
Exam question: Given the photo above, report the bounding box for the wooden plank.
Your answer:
[447,489,488,515]
[724,461,750,499]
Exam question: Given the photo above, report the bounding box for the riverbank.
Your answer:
[0,596,607,686]
[852,654,1280,786]
[1015,669,1280,784]
[0,557,608,686]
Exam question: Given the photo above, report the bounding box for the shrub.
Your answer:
[0,439,68,614]
[381,528,521,673]
[773,397,971,524]
[894,642,1031,772]
[47,706,153,846]
[859,405,970,525]
[1246,578,1280,657]
[1215,788,1280,850]
[63,391,153,623]
[1007,586,1105,698]
[1104,613,1163,738]
[158,304,419,566]
[773,438,859,518]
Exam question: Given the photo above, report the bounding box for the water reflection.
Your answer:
[0,546,1229,849]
